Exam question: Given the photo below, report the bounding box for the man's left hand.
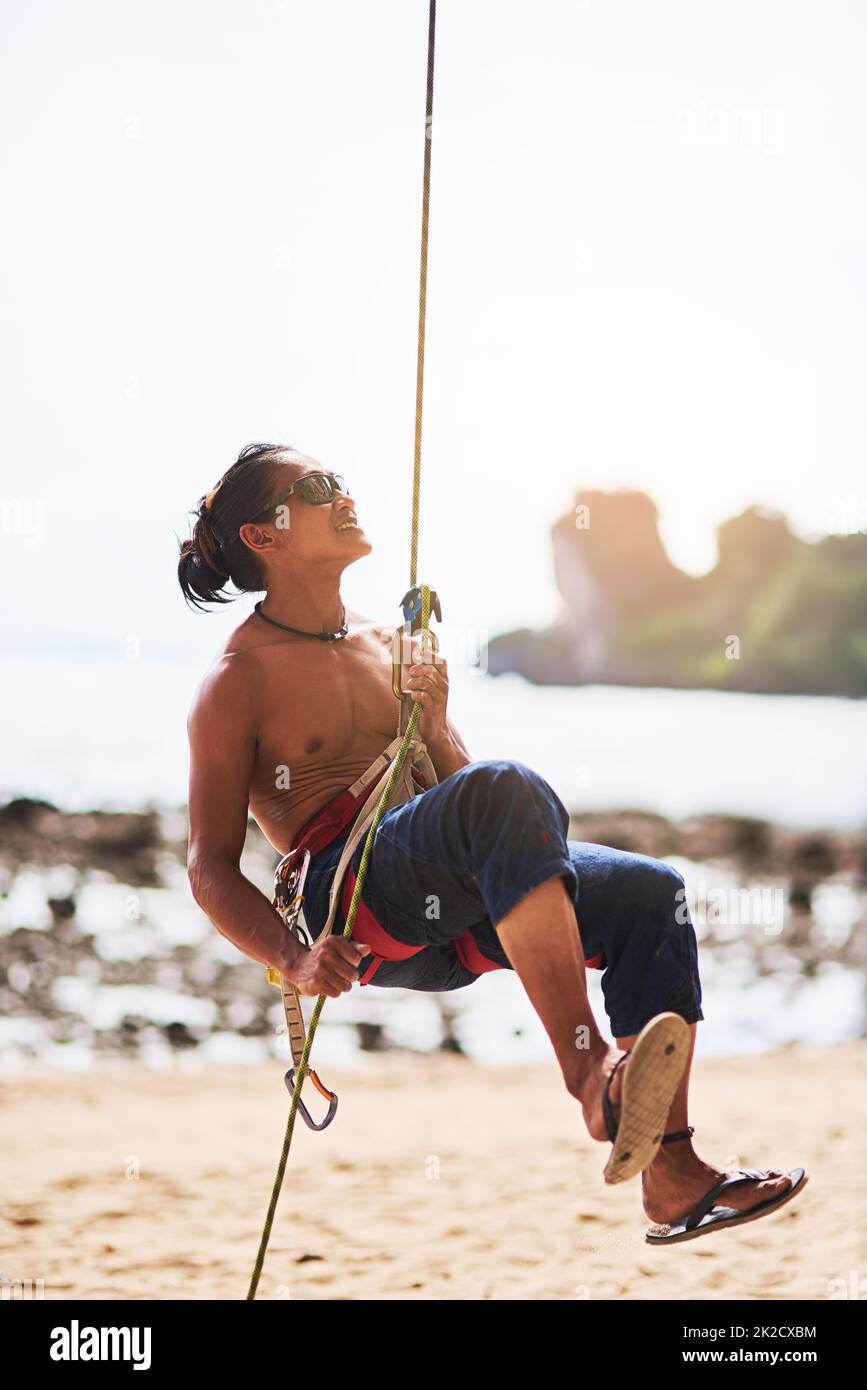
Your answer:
[404,640,450,749]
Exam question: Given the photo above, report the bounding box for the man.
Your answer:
[179,442,806,1243]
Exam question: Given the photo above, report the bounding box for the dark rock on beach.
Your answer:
[0,797,164,885]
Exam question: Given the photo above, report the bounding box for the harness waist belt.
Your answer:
[287,750,604,984]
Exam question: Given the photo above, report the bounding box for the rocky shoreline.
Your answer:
[3,794,864,891]
[1,796,865,1064]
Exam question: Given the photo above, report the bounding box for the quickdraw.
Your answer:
[265,847,339,1132]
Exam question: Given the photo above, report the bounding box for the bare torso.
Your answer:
[214,608,400,852]
[185,592,468,987]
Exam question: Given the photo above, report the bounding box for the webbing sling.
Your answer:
[265,732,438,1108]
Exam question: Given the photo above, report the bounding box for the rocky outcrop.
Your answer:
[487,491,867,696]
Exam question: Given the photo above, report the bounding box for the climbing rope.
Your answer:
[246,0,439,1301]
[410,0,436,591]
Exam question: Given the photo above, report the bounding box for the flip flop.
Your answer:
[645,1166,809,1244]
[601,1012,690,1185]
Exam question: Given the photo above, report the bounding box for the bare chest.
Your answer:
[250,628,399,794]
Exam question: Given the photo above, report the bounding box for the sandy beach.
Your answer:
[2,1041,863,1301]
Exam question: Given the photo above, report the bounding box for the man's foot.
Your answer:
[642,1143,793,1224]
[570,1015,691,1184]
[576,1046,628,1143]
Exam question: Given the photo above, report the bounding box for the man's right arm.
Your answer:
[185,657,364,996]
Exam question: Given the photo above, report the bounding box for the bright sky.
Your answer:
[2,0,866,662]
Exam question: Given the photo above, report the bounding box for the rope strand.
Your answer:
[247,0,438,1300]
[411,0,436,590]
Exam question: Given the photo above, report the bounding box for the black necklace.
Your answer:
[253,600,349,641]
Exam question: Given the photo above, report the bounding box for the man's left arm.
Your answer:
[425,717,473,780]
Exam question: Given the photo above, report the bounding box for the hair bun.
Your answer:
[179,441,294,611]
[195,513,229,576]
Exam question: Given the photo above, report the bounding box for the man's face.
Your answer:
[260,455,373,565]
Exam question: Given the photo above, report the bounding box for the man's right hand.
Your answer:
[286,936,368,998]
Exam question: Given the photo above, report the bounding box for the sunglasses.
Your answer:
[249,472,348,521]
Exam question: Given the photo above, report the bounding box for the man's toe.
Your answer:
[731,1170,792,1211]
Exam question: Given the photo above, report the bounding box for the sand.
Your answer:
[2,1042,863,1301]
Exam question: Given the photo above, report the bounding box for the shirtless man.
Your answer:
[179,442,805,1243]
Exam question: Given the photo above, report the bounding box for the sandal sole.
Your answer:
[602,1012,691,1186]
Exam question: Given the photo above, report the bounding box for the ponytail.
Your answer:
[177,513,233,611]
[177,443,299,611]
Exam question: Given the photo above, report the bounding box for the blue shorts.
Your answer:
[300,759,704,1038]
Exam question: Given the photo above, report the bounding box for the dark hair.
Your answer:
[177,443,299,611]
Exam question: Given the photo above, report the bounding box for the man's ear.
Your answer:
[238,522,276,556]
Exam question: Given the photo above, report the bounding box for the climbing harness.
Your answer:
[263,684,440,1129]
[247,0,441,1300]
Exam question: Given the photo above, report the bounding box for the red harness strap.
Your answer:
[289,764,421,858]
[290,764,430,985]
[290,766,604,984]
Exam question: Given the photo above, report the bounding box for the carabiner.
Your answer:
[391,584,442,700]
[284,1067,339,1131]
